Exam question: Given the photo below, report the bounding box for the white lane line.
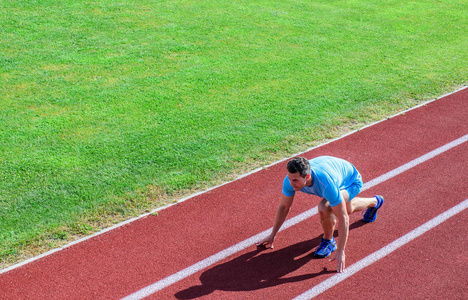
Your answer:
[121,134,468,300]
[363,134,468,190]
[292,198,468,300]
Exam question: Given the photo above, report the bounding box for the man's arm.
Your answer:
[256,194,295,249]
[330,200,349,272]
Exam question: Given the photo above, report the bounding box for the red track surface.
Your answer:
[1,88,467,300]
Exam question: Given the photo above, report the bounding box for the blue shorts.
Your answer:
[344,173,363,201]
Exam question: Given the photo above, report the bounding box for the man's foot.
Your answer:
[362,195,384,223]
[314,237,337,258]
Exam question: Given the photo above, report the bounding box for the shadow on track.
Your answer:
[175,220,367,299]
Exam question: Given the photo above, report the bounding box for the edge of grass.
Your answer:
[3,84,467,270]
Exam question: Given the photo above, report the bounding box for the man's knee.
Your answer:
[318,198,331,214]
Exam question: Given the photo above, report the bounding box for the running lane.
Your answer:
[0,88,467,299]
[150,135,468,300]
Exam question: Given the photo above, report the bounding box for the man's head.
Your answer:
[287,157,311,178]
[287,157,312,191]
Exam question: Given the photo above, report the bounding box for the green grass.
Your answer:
[1,0,467,266]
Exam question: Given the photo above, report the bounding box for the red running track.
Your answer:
[1,87,467,299]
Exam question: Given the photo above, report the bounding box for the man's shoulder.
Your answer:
[282,175,295,197]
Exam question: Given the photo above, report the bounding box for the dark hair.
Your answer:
[287,157,311,178]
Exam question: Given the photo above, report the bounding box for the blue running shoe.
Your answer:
[314,237,337,258]
[363,195,384,223]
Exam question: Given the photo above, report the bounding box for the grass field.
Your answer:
[1,0,467,267]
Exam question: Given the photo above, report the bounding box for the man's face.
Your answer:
[287,172,310,191]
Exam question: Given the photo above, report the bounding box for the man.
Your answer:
[256,156,384,273]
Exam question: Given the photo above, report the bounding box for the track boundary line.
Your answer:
[120,133,468,300]
[1,87,465,276]
[292,198,468,300]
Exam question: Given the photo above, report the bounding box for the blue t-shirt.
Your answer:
[282,156,361,207]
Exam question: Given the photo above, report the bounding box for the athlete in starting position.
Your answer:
[256,156,384,273]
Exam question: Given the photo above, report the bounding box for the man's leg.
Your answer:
[318,198,336,240]
[318,191,379,238]
[346,195,378,214]
[316,198,338,258]
[344,189,384,223]
[318,190,353,239]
